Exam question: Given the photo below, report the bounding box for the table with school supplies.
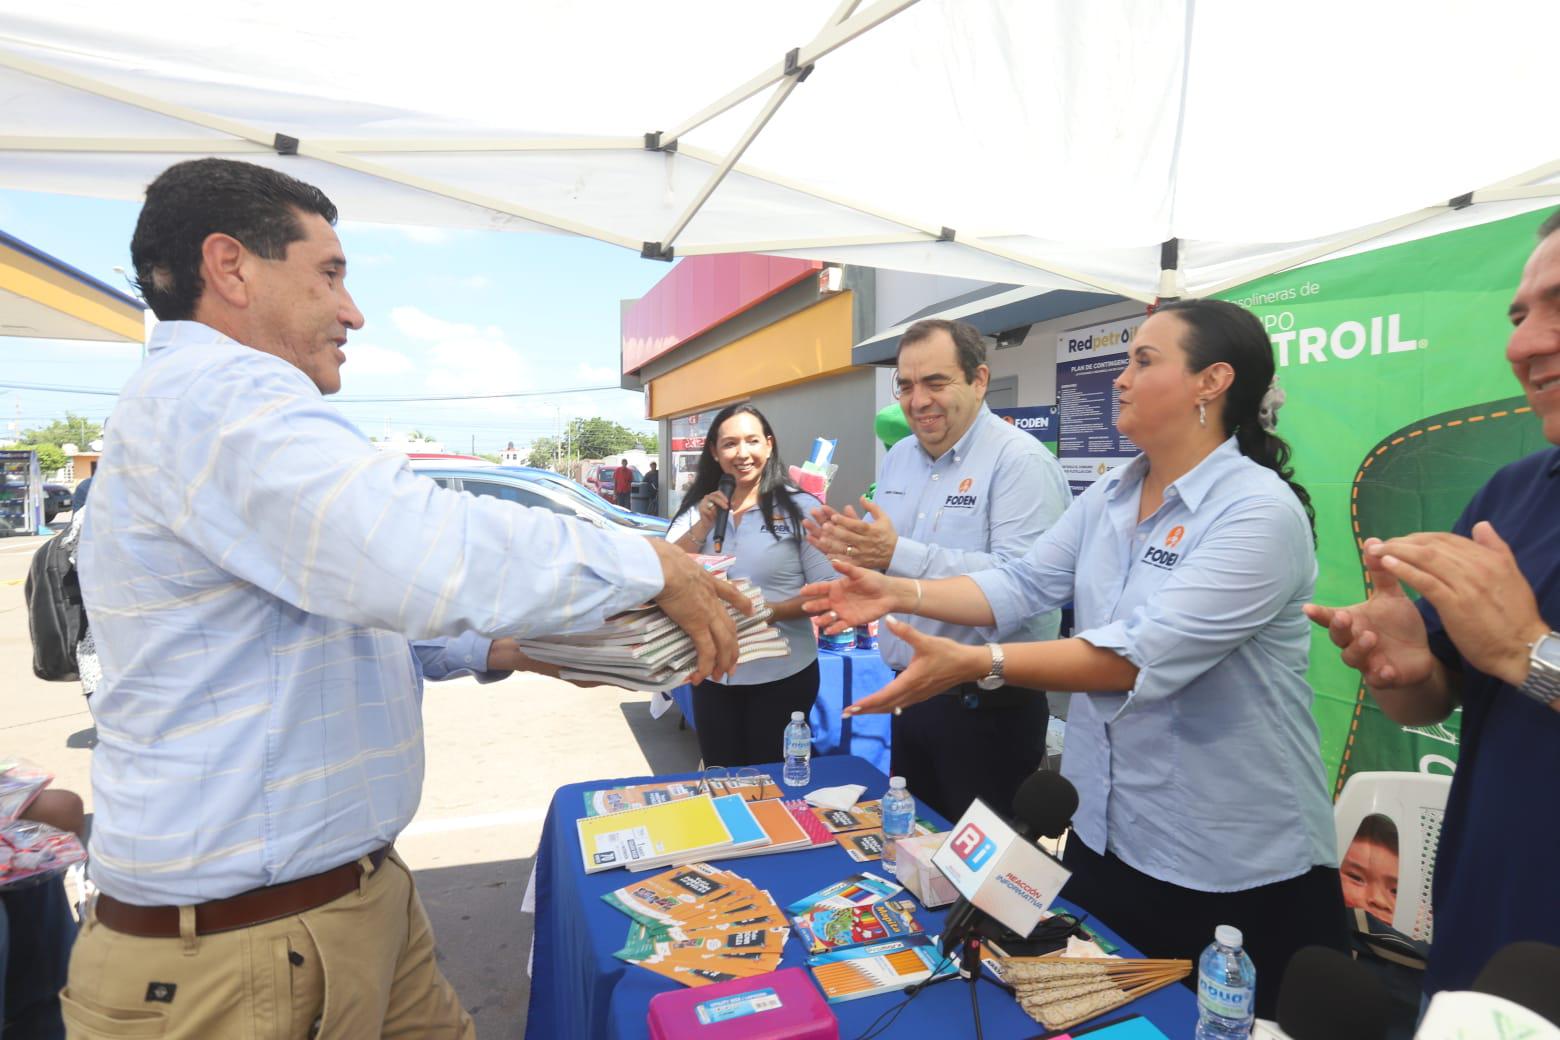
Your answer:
[523,755,1199,1040]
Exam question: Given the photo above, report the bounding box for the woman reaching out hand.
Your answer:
[802,299,1344,1019]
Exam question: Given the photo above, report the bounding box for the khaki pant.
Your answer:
[60,852,476,1039]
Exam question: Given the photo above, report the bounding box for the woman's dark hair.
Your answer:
[671,404,805,541]
[130,158,339,321]
[1155,298,1316,536]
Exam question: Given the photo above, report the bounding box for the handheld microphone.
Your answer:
[939,770,1078,959]
[1275,945,1392,1040]
[712,474,736,553]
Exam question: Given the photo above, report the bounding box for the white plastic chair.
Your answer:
[1333,770,1452,946]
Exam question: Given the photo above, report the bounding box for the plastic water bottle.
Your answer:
[1195,925,1256,1040]
[879,777,915,877]
[782,712,811,787]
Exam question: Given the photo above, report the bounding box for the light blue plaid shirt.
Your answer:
[875,406,1070,670]
[970,438,1337,891]
[79,321,662,905]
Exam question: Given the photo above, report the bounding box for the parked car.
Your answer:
[407,462,668,536]
[507,466,644,517]
[584,462,641,503]
[42,483,72,523]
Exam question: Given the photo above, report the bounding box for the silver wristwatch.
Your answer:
[976,643,1005,691]
[1518,632,1560,708]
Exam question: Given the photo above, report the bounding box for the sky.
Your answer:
[0,187,672,456]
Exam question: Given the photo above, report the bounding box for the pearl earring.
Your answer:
[1197,401,1207,427]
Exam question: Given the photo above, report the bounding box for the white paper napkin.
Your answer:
[804,784,867,810]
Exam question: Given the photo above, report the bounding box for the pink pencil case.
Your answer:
[647,967,837,1040]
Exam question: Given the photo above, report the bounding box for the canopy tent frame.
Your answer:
[0,8,1168,301]
[1188,157,1560,301]
[1,2,1555,306]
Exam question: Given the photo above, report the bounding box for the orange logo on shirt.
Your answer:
[958,478,973,493]
[1165,525,1185,548]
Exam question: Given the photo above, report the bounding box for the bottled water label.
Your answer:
[1197,976,1251,1020]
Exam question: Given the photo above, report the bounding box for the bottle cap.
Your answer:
[889,777,907,789]
[791,711,804,721]
[1215,925,1242,949]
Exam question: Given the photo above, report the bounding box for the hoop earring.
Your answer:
[1197,401,1207,427]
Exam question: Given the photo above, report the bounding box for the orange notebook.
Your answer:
[702,798,816,861]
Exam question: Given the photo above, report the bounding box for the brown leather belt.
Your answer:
[94,846,392,938]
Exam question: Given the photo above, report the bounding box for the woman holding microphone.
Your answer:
[803,300,1344,1016]
[669,404,836,768]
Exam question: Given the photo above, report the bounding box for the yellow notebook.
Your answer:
[576,793,735,874]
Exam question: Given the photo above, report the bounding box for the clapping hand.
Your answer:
[1303,538,1437,689]
[1366,522,1548,687]
[842,619,985,716]
[803,497,898,570]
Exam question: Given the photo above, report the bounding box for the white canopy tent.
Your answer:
[0,0,1555,302]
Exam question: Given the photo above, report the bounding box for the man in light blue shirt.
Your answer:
[808,319,1069,821]
[67,158,748,1040]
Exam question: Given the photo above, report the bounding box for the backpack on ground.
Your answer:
[24,530,86,682]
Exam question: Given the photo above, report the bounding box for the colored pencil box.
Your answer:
[647,967,837,1040]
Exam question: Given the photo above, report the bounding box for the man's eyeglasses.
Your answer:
[891,369,959,399]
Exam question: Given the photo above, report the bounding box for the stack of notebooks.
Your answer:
[516,557,790,691]
[578,793,736,873]
[582,773,780,817]
[604,863,790,987]
[785,873,955,1003]
[576,790,837,873]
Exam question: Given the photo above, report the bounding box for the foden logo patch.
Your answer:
[1165,525,1185,548]
[957,477,973,493]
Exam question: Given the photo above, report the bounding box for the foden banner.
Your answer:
[1216,210,1552,793]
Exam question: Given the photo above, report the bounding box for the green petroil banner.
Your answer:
[1216,210,1551,794]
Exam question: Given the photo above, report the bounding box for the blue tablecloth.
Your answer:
[668,647,895,773]
[524,755,1199,1040]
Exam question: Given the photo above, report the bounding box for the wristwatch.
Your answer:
[976,643,1005,691]
[1518,631,1560,708]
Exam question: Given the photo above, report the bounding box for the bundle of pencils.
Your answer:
[998,956,1191,1031]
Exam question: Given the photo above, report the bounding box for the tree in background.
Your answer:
[566,417,641,460]
[525,437,560,469]
[636,431,659,454]
[33,443,67,476]
[16,413,102,452]
[524,418,652,472]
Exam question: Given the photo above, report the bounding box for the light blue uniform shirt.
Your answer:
[970,438,1336,891]
[667,488,836,685]
[875,406,1070,671]
[79,321,663,905]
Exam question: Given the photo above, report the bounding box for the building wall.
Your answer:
[645,292,855,420]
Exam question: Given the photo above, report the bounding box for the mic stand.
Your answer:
[910,920,1015,1040]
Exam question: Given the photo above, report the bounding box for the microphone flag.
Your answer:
[930,798,1072,940]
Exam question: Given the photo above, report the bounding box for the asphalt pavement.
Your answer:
[0,517,701,1038]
